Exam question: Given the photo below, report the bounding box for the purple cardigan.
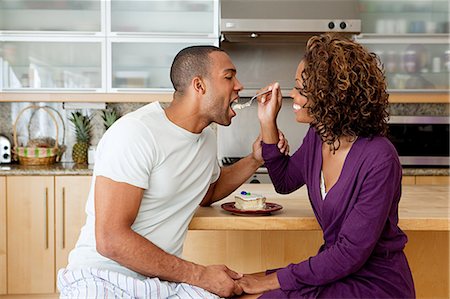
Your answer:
[261,127,415,298]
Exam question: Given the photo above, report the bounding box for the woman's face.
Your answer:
[290,61,314,124]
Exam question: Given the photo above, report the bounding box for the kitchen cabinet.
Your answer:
[109,0,218,37]
[107,0,218,92]
[109,38,218,91]
[54,176,91,282]
[1,37,105,92]
[0,0,219,101]
[356,0,449,103]
[7,176,55,294]
[0,0,104,33]
[0,176,5,295]
[6,175,91,294]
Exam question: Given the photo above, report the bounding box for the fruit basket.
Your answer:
[13,105,64,165]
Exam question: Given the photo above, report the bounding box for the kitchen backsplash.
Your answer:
[0,101,448,163]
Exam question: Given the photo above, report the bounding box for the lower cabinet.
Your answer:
[6,175,91,295]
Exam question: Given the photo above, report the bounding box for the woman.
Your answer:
[237,33,415,298]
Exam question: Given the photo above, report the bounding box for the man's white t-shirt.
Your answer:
[67,102,220,279]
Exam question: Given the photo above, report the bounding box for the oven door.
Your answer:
[388,116,449,167]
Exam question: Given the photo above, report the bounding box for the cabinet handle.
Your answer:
[45,188,49,249]
[62,187,66,249]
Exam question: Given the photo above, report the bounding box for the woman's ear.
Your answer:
[193,77,206,94]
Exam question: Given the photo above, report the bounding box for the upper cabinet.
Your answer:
[0,0,219,100]
[357,0,448,35]
[0,0,104,34]
[355,0,449,100]
[107,0,219,92]
[1,37,105,92]
[109,38,217,91]
[109,0,218,37]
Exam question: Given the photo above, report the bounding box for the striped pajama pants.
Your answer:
[57,268,221,299]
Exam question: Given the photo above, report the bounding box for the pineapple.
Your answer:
[69,111,92,164]
[101,108,119,131]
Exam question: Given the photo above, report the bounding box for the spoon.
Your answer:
[232,89,272,110]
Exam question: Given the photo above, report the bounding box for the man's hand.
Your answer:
[252,130,289,163]
[251,135,264,164]
[197,265,243,297]
[237,272,280,295]
[277,130,289,155]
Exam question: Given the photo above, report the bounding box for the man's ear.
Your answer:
[193,77,206,94]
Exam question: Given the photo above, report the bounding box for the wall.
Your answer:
[0,102,448,163]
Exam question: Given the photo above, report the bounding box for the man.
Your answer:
[57,46,287,298]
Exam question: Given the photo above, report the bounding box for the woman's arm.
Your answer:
[275,159,402,291]
[258,82,308,193]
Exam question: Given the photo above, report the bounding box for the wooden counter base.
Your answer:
[185,184,449,298]
[183,231,449,298]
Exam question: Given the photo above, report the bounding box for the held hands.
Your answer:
[198,265,243,297]
[236,272,280,295]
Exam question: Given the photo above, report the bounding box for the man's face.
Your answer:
[203,51,243,126]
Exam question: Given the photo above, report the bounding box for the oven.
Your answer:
[388,116,449,167]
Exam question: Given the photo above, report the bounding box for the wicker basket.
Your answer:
[13,105,60,166]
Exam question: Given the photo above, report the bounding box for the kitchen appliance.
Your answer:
[220,0,362,96]
[388,116,449,167]
[218,113,449,184]
[0,135,11,163]
[221,0,361,37]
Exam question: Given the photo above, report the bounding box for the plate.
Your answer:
[221,202,283,216]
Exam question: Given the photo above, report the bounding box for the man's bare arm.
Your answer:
[200,132,289,206]
[94,176,242,297]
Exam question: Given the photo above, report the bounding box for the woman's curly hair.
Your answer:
[301,33,389,151]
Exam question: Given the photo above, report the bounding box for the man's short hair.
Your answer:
[170,45,225,93]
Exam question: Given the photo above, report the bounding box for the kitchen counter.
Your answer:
[0,163,93,175]
[0,162,448,176]
[189,184,450,231]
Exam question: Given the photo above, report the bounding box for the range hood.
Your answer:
[220,0,361,96]
[221,0,361,42]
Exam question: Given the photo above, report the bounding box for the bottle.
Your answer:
[432,57,441,73]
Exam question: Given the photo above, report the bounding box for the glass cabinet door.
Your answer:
[0,0,103,34]
[0,38,105,91]
[109,0,218,37]
[109,38,217,91]
[360,39,449,91]
[356,0,449,93]
[358,0,449,35]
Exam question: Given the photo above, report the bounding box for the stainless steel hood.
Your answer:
[221,0,361,42]
[220,0,361,96]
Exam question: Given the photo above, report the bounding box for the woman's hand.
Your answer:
[257,82,283,144]
[237,272,280,294]
[257,82,282,125]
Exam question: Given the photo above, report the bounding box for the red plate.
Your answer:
[221,202,283,216]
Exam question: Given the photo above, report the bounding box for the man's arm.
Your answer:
[200,132,289,206]
[94,175,242,297]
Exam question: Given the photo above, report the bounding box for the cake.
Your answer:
[234,191,266,210]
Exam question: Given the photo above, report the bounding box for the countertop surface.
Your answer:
[189,184,450,231]
[0,163,449,176]
[0,164,448,231]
